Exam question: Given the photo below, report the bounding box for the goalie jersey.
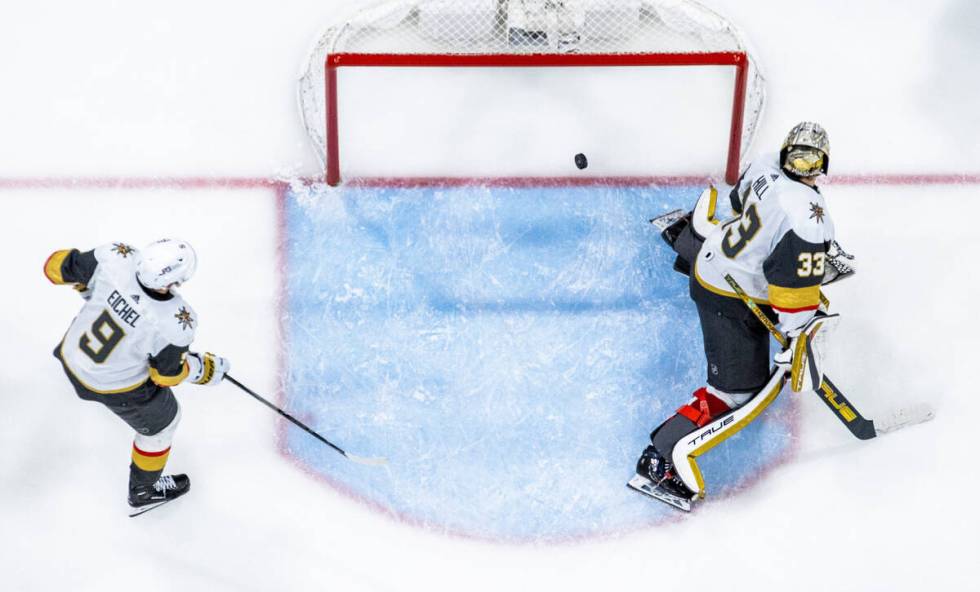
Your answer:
[693,153,835,332]
[44,242,197,394]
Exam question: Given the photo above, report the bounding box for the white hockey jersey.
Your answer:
[692,153,835,332]
[45,242,197,393]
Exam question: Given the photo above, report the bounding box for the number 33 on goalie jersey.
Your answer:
[693,154,836,332]
[44,242,197,394]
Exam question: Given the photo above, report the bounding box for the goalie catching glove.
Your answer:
[774,312,840,393]
[185,351,230,386]
[822,240,857,286]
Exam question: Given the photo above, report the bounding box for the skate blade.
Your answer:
[127,494,185,517]
[128,501,168,517]
[627,474,693,512]
[648,209,686,232]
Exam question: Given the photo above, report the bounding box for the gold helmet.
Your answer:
[780,122,830,178]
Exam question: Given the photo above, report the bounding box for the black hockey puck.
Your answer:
[574,153,588,170]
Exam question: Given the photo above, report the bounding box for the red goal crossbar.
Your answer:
[325,51,749,186]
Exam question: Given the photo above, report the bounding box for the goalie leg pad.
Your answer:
[690,185,722,237]
[638,387,735,499]
[671,369,788,497]
[676,387,732,427]
[669,218,703,277]
[788,313,840,393]
[650,415,696,463]
[653,186,723,277]
[651,387,732,456]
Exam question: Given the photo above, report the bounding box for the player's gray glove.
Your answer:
[186,351,230,386]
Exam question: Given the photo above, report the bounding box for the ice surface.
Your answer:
[2,0,979,590]
[281,183,795,539]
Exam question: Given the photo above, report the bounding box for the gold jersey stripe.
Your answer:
[149,362,189,387]
[44,250,72,284]
[768,284,821,310]
[131,446,170,472]
[694,262,770,305]
[58,341,147,394]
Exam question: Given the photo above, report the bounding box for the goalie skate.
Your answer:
[627,474,694,512]
[648,209,687,233]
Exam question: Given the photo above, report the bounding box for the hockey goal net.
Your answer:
[299,0,766,186]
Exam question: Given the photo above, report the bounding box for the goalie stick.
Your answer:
[722,274,933,439]
[225,375,388,466]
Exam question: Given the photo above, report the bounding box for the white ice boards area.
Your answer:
[1,1,978,591]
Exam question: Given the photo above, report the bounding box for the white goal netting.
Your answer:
[298,0,766,181]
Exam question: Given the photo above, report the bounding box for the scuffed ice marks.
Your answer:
[281,184,794,541]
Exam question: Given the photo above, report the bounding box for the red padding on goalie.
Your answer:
[677,405,702,424]
[676,388,732,427]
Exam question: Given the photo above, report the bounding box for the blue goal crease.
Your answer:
[280,183,794,541]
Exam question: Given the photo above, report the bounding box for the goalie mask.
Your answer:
[780,121,830,178]
[136,238,198,290]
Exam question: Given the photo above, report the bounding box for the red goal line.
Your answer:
[1,173,979,191]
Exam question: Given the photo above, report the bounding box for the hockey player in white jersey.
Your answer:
[631,122,854,510]
[45,238,230,514]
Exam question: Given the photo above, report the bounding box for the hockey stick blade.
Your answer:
[874,402,935,436]
[627,474,693,512]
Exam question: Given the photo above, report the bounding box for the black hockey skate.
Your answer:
[128,474,190,517]
[649,210,698,276]
[648,209,690,246]
[628,446,697,512]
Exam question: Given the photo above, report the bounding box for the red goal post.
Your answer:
[300,0,765,186]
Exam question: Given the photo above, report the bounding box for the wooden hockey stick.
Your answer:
[721,274,879,439]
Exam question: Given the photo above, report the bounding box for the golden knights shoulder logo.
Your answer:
[112,243,136,257]
[808,202,825,224]
[175,307,194,331]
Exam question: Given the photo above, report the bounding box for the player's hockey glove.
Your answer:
[73,283,92,300]
[186,351,230,386]
[774,312,840,393]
